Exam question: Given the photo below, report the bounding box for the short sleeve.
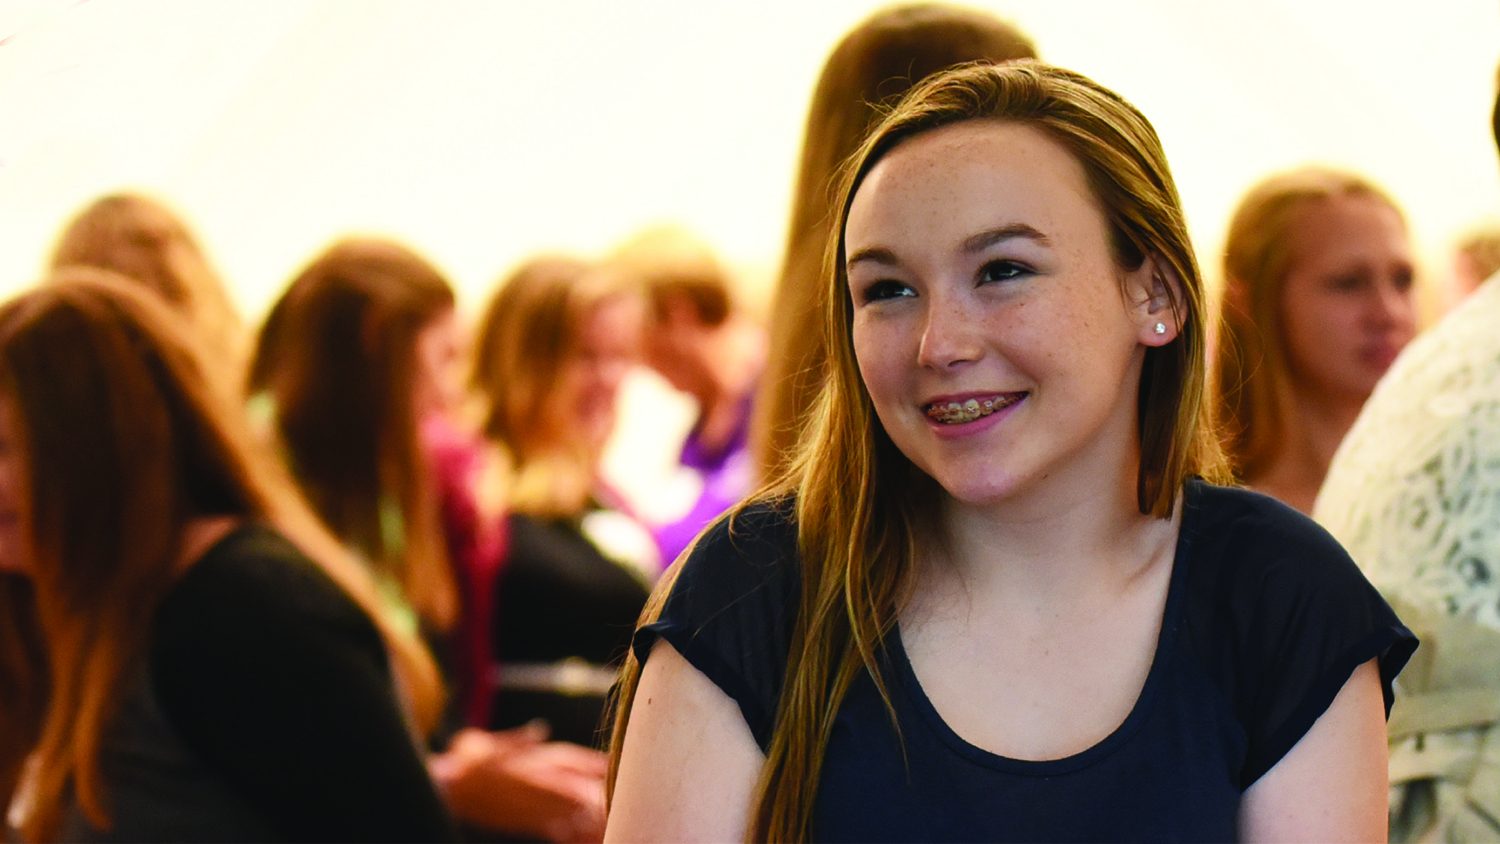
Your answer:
[632,500,800,752]
[1185,485,1419,788]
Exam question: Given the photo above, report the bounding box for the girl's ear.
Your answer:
[1127,253,1184,346]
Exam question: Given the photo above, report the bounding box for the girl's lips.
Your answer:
[923,392,1027,424]
[922,392,1027,438]
[1358,344,1402,370]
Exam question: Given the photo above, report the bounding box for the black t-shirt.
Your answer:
[490,513,650,745]
[144,524,457,842]
[635,480,1417,841]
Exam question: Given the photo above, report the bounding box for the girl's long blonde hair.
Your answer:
[609,60,1228,841]
[0,271,443,842]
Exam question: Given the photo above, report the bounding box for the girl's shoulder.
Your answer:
[156,523,385,661]
[1179,479,1370,598]
[634,496,802,751]
[1174,479,1418,787]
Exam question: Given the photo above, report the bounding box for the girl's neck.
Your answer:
[688,317,764,456]
[930,471,1179,606]
[174,514,243,574]
[1250,384,1365,514]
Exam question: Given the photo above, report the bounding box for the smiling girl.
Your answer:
[604,62,1416,842]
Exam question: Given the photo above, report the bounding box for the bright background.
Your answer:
[2,0,1497,515]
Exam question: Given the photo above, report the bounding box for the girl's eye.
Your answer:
[1327,272,1367,292]
[979,260,1030,284]
[1392,267,1415,292]
[860,280,916,303]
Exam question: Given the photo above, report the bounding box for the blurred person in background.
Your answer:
[254,239,606,842]
[1445,220,1500,306]
[49,192,247,395]
[610,227,764,565]
[752,3,1037,481]
[1315,70,1500,843]
[470,256,654,748]
[0,270,454,842]
[1214,167,1418,514]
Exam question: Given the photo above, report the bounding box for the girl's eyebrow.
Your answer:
[962,223,1051,253]
[847,223,1051,269]
[846,246,899,269]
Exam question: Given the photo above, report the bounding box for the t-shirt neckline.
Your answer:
[885,479,1202,776]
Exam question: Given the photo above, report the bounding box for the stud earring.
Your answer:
[1153,322,1167,335]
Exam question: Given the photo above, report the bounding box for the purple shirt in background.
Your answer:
[652,396,754,566]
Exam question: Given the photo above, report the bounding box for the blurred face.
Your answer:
[641,299,707,396]
[412,308,465,419]
[0,397,30,576]
[549,295,644,454]
[1278,194,1416,404]
[846,121,1166,508]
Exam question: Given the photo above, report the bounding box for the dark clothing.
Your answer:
[63,524,456,842]
[490,513,650,747]
[635,480,1417,841]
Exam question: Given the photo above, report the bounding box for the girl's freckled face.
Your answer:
[844,120,1152,506]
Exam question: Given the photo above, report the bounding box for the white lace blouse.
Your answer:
[1316,275,1500,628]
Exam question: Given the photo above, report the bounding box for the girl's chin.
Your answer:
[931,476,1021,508]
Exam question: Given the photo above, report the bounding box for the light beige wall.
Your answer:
[3,0,1496,314]
[1,0,1496,511]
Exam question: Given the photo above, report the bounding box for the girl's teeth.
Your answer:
[928,395,1016,424]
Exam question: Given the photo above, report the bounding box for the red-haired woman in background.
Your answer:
[0,270,452,842]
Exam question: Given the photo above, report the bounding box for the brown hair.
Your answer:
[610,60,1228,840]
[253,238,459,633]
[0,270,442,841]
[752,3,1037,479]
[49,193,246,393]
[1213,167,1402,481]
[470,256,639,518]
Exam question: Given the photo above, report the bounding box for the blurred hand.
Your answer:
[431,726,608,843]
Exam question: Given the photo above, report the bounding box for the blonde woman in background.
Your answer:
[1215,167,1418,514]
[471,257,655,747]
[752,3,1037,480]
[49,192,247,394]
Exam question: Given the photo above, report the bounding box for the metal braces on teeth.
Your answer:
[930,397,1002,424]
